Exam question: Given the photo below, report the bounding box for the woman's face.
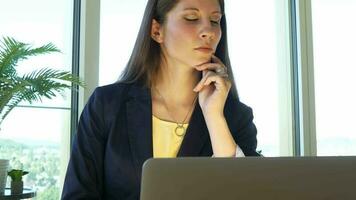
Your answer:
[157,0,222,67]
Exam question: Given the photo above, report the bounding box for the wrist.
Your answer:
[202,109,224,120]
[202,112,225,126]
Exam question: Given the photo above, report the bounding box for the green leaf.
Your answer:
[7,169,29,181]
[0,36,85,127]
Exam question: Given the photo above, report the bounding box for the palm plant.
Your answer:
[0,36,85,128]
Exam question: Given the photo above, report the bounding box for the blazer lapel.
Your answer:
[126,85,153,181]
[177,102,211,157]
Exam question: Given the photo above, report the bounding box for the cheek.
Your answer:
[214,29,222,48]
[164,23,195,47]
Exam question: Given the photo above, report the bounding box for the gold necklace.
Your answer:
[153,87,198,137]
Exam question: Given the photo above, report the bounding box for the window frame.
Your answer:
[290,0,317,156]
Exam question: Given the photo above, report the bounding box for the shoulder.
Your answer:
[83,82,136,119]
[90,82,148,104]
[81,82,147,132]
[93,82,130,99]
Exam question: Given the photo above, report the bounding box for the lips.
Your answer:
[194,47,213,53]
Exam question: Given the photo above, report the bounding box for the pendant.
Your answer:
[175,125,186,136]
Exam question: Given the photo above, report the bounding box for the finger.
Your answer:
[215,67,228,76]
[195,63,228,77]
[193,70,214,92]
[195,69,229,91]
[195,63,221,71]
[203,75,231,91]
[211,55,224,65]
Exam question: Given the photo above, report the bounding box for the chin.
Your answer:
[195,58,212,66]
[193,55,212,64]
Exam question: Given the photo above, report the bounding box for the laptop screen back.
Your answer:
[140,157,356,200]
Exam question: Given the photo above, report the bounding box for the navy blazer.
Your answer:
[61,82,259,200]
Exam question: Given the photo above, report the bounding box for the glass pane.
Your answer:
[225,0,289,156]
[0,1,73,199]
[0,107,71,200]
[0,0,73,108]
[99,0,147,86]
[311,0,356,156]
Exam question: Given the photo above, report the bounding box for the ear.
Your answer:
[151,19,164,43]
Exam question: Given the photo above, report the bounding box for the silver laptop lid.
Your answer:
[140,156,356,200]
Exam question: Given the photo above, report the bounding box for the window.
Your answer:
[99,0,147,86]
[0,0,73,199]
[311,0,356,155]
[225,0,293,156]
[99,0,294,156]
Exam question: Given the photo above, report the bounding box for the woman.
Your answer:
[62,0,260,199]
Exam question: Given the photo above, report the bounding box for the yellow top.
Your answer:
[152,115,189,158]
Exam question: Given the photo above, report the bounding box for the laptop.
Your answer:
[140,156,356,200]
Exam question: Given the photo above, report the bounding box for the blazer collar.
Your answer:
[125,84,210,180]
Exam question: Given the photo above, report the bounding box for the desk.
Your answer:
[0,188,36,200]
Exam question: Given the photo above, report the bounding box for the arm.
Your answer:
[194,55,259,157]
[61,89,106,199]
[208,101,260,157]
[204,113,239,157]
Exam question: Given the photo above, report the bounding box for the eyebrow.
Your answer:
[183,8,223,15]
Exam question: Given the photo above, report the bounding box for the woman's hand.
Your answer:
[193,55,231,117]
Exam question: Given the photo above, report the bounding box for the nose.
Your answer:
[199,22,215,42]
[200,32,214,41]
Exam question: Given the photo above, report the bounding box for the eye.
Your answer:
[184,14,199,21]
[211,20,220,25]
[185,18,198,22]
[210,16,222,25]
[185,18,198,21]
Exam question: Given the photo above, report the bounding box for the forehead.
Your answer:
[172,0,221,13]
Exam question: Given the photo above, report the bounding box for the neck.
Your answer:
[152,61,200,106]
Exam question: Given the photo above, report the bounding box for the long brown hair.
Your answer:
[118,0,239,99]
